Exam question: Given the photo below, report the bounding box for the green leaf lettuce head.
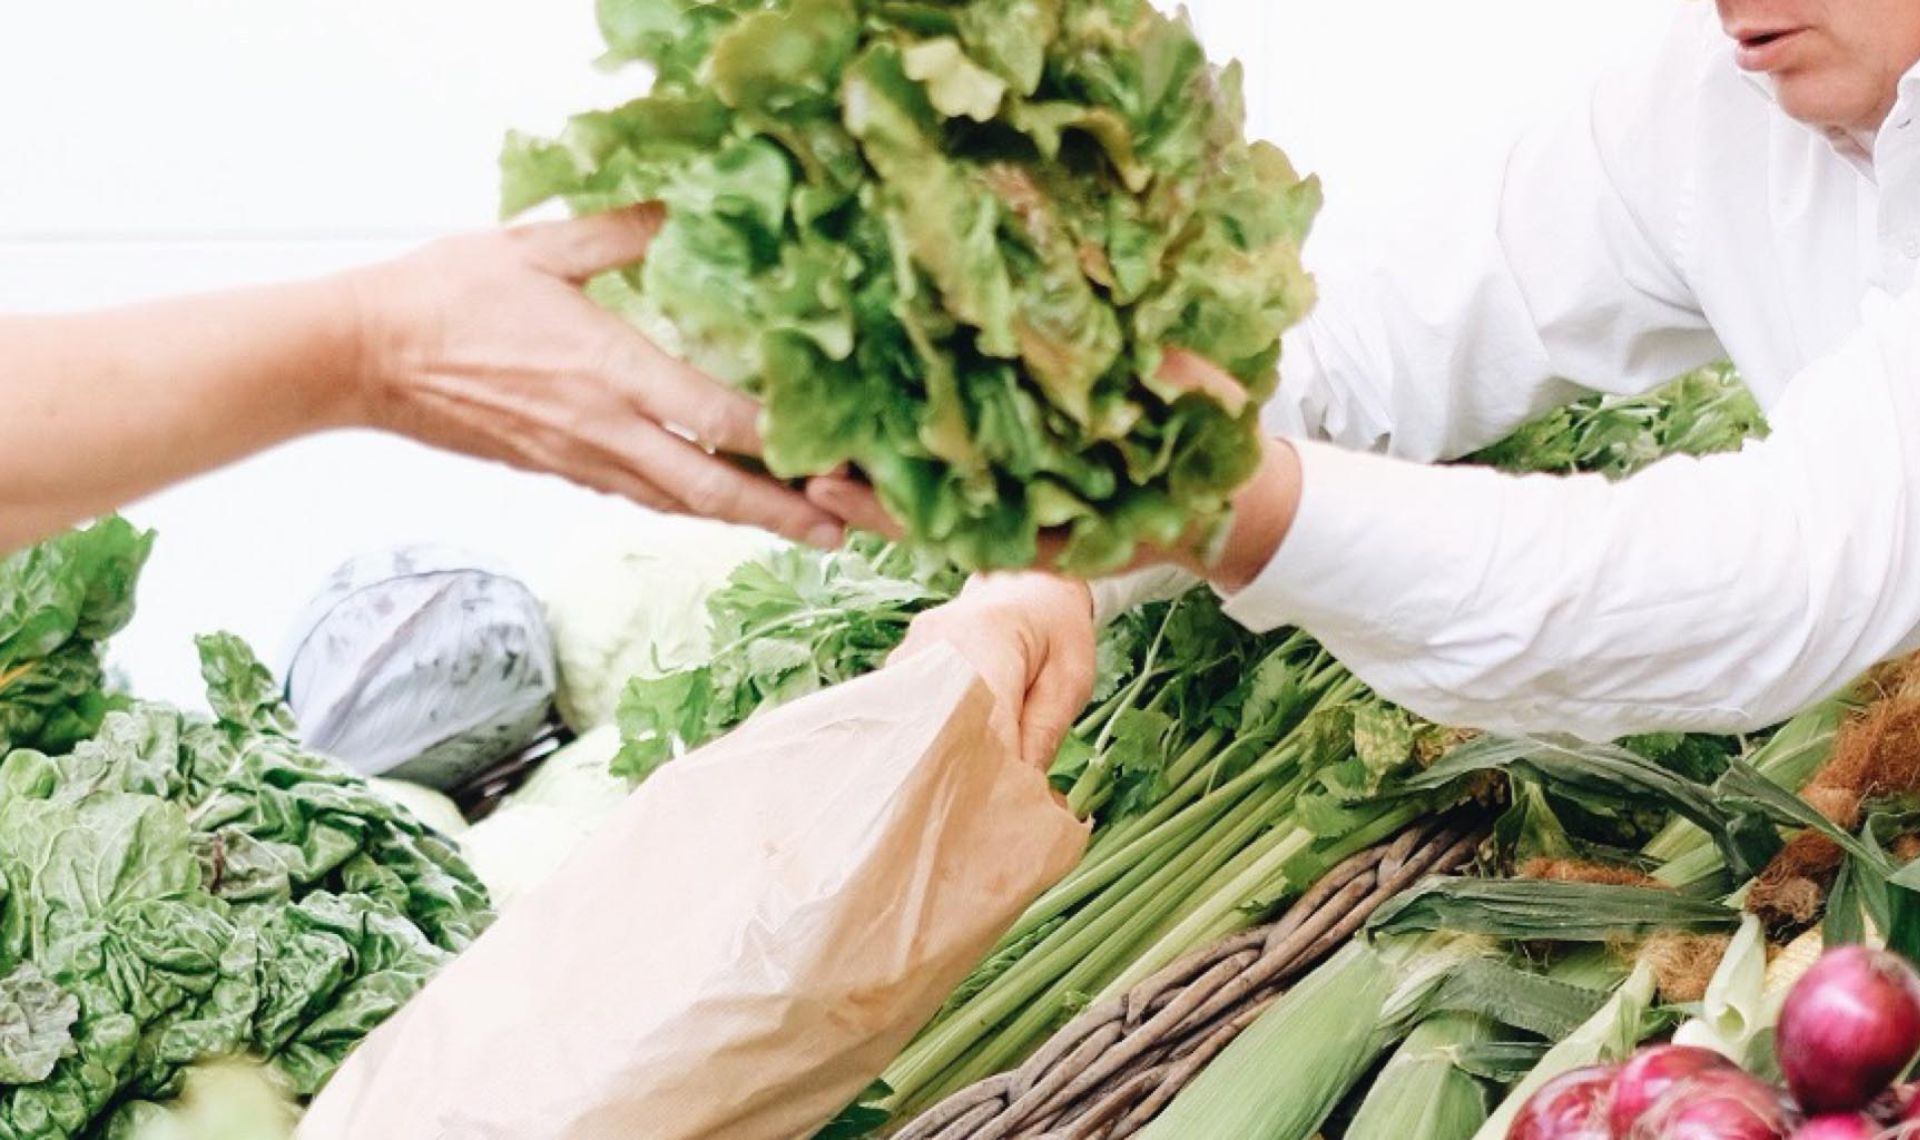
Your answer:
[505,0,1321,573]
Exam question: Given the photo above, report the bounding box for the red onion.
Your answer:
[1634,1069,1788,1140]
[1789,1114,1879,1140]
[1608,1045,1737,1136]
[1778,946,1920,1113]
[1509,1064,1617,1140]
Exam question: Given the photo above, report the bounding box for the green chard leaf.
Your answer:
[0,532,493,1137]
[0,519,154,756]
[0,964,79,1084]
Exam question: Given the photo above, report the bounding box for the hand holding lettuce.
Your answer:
[506,0,1319,573]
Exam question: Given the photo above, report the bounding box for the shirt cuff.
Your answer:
[1217,438,1467,635]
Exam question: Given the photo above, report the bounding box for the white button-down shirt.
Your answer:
[1199,7,1920,739]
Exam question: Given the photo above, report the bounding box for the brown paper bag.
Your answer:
[299,644,1088,1139]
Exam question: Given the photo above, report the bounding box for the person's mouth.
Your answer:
[1731,25,1808,72]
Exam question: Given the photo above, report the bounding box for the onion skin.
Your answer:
[1635,1069,1788,1140]
[1608,1045,1737,1137]
[1508,1064,1617,1140]
[1789,1114,1879,1140]
[1777,946,1920,1113]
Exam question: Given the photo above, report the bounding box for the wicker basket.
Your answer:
[894,813,1486,1140]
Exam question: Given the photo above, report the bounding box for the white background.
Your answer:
[0,0,1685,706]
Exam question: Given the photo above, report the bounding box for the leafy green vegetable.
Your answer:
[613,539,961,780]
[1469,363,1766,479]
[1366,877,1743,941]
[506,0,1320,573]
[0,519,153,756]
[0,532,493,1138]
[0,964,78,1085]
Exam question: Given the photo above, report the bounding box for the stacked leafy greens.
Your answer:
[504,0,1321,573]
[0,525,492,1139]
[0,520,154,758]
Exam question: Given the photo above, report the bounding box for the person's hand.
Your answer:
[807,351,1304,589]
[345,205,847,549]
[892,573,1098,770]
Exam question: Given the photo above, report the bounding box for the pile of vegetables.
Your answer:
[1511,946,1920,1138]
[504,0,1320,573]
[0,521,492,1139]
[585,366,1779,1137]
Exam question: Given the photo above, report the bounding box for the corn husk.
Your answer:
[1472,959,1658,1140]
[1344,1013,1495,1140]
[1139,935,1473,1140]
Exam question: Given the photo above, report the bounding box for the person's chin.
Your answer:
[1773,74,1872,132]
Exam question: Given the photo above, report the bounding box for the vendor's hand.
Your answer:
[807,351,1303,590]
[892,573,1097,770]
[347,205,846,549]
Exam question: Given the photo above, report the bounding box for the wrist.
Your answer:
[328,259,414,432]
[1198,437,1303,593]
[236,272,383,435]
[965,572,1094,622]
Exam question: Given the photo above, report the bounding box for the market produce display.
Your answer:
[503,0,1321,573]
[0,368,1787,1138]
[586,367,1801,1138]
[0,522,492,1139]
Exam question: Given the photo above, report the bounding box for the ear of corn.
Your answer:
[1671,914,1770,1067]
[1763,927,1826,998]
[1343,1013,1496,1140]
[1471,959,1659,1140]
[1139,935,1472,1140]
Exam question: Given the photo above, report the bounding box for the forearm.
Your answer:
[1209,286,1920,739]
[0,275,365,548]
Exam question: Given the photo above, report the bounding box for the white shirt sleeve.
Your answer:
[1093,13,1728,631]
[1264,11,1726,462]
[1224,283,1920,739]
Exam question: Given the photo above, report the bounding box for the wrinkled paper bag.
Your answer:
[300,644,1088,1139]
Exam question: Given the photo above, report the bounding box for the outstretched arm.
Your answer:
[0,206,845,554]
